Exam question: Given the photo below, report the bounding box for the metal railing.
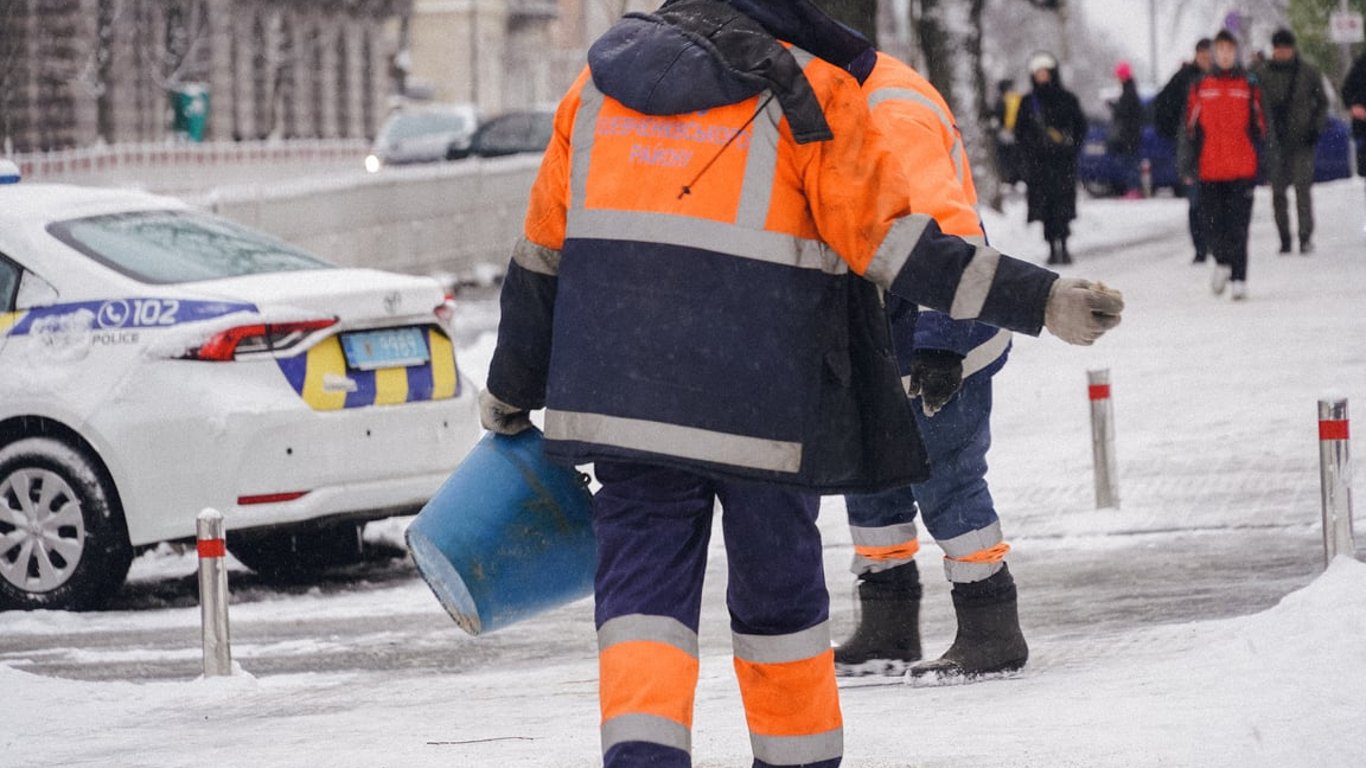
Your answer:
[9,139,369,183]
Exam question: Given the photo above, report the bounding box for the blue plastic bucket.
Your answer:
[406,428,595,635]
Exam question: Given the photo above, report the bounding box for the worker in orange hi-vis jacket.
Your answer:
[477,1,1124,766]
[837,51,1030,685]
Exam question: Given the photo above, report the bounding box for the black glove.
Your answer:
[479,390,533,435]
[906,349,964,417]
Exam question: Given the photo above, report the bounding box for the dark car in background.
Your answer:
[469,110,554,158]
[365,103,480,172]
[1079,106,1353,197]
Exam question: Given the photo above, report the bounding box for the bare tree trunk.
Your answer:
[964,0,1002,212]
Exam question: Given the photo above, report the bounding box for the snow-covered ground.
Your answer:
[3,182,1364,768]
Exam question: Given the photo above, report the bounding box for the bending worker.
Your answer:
[479,1,1125,766]
[837,49,1028,684]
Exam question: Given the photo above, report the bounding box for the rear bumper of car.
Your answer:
[87,359,482,546]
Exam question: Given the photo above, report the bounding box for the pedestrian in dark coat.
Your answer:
[1343,49,1366,182]
[1109,61,1144,196]
[1253,28,1327,254]
[1014,51,1088,265]
[1154,38,1213,262]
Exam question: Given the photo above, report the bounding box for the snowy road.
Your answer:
[2,182,1363,768]
[0,526,1333,683]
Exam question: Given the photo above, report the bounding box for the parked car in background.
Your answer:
[469,110,554,158]
[1079,105,1353,197]
[0,179,482,611]
[365,103,480,172]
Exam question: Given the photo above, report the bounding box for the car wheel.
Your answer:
[0,437,133,611]
[228,522,367,580]
[1082,178,1113,198]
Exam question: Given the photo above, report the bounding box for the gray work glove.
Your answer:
[906,349,964,417]
[479,389,533,435]
[1044,278,1124,346]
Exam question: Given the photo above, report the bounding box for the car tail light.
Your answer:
[237,491,310,505]
[187,318,338,361]
[434,292,456,324]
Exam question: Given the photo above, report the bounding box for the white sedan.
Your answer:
[0,177,482,610]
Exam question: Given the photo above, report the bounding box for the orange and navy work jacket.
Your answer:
[487,34,1058,492]
[863,52,1012,381]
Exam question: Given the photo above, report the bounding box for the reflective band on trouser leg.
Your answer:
[849,523,920,575]
[938,520,1010,583]
[732,622,843,767]
[599,614,700,762]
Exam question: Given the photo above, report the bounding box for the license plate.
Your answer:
[340,327,430,370]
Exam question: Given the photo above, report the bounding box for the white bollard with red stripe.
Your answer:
[197,508,233,677]
[1318,399,1356,565]
[1088,369,1119,510]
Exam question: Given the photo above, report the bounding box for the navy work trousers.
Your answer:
[593,460,840,768]
[845,373,1000,582]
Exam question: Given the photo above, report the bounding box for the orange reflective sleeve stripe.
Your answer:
[733,648,842,737]
[795,61,915,276]
[523,68,588,250]
[599,640,700,728]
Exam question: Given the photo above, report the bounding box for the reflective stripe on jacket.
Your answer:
[864,52,1010,380]
[488,35,1057,492]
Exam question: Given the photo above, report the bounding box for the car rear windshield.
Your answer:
[48,209,333,284]
[382,111,472,141]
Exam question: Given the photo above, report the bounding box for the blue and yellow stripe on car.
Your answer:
[0,311,27,337]
[275,326,460,411]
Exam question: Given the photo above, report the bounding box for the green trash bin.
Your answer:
[171,84,209,142]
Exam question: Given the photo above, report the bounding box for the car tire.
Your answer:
[0,437,133,611]
[228,522,367,580]
[1082,178,1114,198]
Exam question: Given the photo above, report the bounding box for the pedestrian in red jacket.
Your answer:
[1180,30,1266,301]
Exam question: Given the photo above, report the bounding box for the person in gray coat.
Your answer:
[1254,28,1327,254]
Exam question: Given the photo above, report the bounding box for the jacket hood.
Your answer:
[586,0,833,142]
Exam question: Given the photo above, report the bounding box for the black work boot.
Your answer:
[909,564,1028,684]
[1046,239,1061,265]
[834,561,922,677]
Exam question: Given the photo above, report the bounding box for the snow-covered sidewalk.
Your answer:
[2,182,1363,768]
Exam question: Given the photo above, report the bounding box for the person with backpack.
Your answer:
[1014,51,1088,265]
[1254,28,1328,255]
[1155,38,1213,263]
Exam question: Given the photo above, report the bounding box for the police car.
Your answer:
[0,164,482,610]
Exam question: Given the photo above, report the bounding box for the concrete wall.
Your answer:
[197,154,541,279]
